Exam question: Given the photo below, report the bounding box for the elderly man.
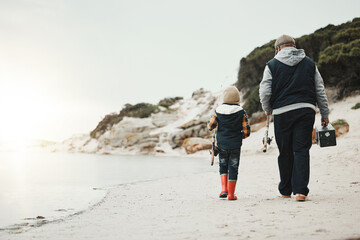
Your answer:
[259,35,330,201]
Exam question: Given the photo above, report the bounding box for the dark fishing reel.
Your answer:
[262,136,273,145]
[209,145,220,156]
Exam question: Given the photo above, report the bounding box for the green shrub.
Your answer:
[332,27,360,44]
[158,97,183,108]
[318,39,360,66]
[351,102,360,109]
[90,113,122,139]
[90,102,159,138]
[331,119,348,126]
[236,43,274,91]
[243,85,261,117]
[121,103,159,118]
[317,39,360,97]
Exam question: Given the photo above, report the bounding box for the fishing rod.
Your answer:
[263,115,273,153]
[209,127,220,166]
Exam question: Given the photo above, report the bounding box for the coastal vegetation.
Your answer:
[331,119,348,126]
[236,17,360,117]
[158,97,183,108]
[351,102,360,109]
[90,97,182,139]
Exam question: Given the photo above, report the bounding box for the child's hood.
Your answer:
[216,104,243,115]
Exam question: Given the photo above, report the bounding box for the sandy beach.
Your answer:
[2,95,360,240]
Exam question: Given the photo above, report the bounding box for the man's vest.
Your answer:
[267,56,316,110]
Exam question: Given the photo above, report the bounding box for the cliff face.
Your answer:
[55,89,221,155]
[236,17,360,117]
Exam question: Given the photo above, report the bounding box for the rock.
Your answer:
[332,119,350,137]
[158,97,183,108]
[333,124,350,137]
[139,137,159,144]
[179,119,204,129]
[126,133,141,146]
[250,112,267,125]
[171,123,210,148]
[250,121,267,132]
[182,137,212,154]
[191,88,208,100]
[198,127,210,138]
[139,141,157,152]
[248,112,268,132]
[155,148,165,153]
[82,138,99,153]
[171,129,194,148]
[99,117,155,148]
[151,112,178,128]
[61,134,90,152]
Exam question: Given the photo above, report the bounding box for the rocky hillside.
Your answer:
[54,89,221,155]
[236,17,360,117]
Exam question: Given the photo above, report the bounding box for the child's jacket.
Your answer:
[208,103,250,150]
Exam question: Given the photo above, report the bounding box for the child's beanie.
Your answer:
[223,86,240,104]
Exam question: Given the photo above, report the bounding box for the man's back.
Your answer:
[259,46,329,117]
[267,55,316,109]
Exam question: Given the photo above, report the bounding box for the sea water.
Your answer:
[0,151,211,229]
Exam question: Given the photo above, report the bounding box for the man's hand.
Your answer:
[321,118,329,127]
[265,111,272,116]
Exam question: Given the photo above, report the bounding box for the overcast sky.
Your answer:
[0,0,359,142]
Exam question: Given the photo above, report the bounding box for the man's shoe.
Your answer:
[281,195,291,198]
[295,194,307,202]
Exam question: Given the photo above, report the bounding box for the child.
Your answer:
[208,86,250,200]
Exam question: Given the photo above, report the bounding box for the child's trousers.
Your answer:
[219,148,240,181]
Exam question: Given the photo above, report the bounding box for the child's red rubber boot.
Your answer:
[228,180,237,200]
[219,174,228,198]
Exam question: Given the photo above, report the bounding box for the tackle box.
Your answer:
[315,123,337,147]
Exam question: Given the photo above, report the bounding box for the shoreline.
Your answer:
[0,189,110,234]
[0,153,211,235]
